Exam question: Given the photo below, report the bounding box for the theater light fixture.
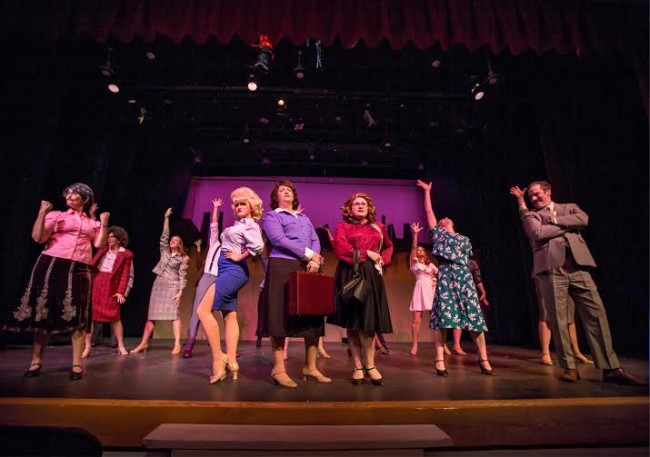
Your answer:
[471,83,485,101]
[107,81,120,94]
[252,34,274,74]
[293,50,305,79]
[98,48,115,77]
[247,74,258,92]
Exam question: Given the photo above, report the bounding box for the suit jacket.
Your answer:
[520,202,596,277]
[92,247,134,296]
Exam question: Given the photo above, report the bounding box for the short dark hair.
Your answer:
[528,180,551,192]
[270,180,299,210]
[108,226,130,248]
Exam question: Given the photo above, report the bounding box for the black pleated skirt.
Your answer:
[329,260,393,333]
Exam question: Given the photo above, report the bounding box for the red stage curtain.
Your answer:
[2,0,639,56]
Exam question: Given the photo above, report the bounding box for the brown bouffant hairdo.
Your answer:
[108,226,130,248]
[269,180,299,210]
[341,192,377,223]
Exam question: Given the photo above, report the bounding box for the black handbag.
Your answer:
[340,250,371,305]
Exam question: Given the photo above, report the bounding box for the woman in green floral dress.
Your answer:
[416,180,493,377]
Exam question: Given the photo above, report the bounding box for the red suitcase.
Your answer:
[288,271,335,316]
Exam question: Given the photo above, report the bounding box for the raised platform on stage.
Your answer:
[0,340,647,451]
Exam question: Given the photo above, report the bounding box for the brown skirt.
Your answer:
[5,254,92,333]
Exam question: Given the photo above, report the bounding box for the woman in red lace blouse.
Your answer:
[331,192,393,386]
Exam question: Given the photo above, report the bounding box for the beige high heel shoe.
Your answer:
[271,371,297,388]
[575,353,594,364]
[81,346,91,359]
[116,346,128,356]
[130,344,148,354]
[209,355,228,384]
[302,366,332,383]
[171,345,181,355]
[227,361,240,380]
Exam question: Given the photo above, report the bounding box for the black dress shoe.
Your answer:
[603,368,647,386]
[560,368,580,383]
[24,363,42,378]
[70,364,83,381]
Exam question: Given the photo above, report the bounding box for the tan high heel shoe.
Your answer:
[117,346,128,356]
[209,355,228,384]
[81,346,91,359]
[271,371,297,388]
[227,361,240,380]
[302,367,332,383]
[575,353,594,364]
[318,348,331,359]
[171,345,181,355]
[130,344,148,354]
[540,352,553,366]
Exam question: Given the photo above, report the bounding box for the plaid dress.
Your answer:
[147,229,189,321]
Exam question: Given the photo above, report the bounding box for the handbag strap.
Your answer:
[352,249,360,275]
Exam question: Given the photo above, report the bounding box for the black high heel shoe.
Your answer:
[434,359,448,377]
[70,364,83,381]
[351,368,365,385]
[478,359,495,376]
[365,366,384,386]
[24,362,42,378]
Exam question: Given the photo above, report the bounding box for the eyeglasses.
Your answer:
[352,202,368,207]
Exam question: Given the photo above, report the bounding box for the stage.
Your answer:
[0,339,647,452]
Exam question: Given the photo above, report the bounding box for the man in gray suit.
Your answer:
[511,181,645,385]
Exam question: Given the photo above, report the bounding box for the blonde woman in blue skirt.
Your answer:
[196,187,264,384]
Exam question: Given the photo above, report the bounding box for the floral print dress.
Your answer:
[428,226,487,332]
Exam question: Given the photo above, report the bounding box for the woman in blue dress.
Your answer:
[416,180,493,377]
[196,187,265,384]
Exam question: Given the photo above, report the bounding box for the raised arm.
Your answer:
[509,185,528,212]
[31,200,54,243]
[409,222,423,264]
[160,208,172,251]
[94,211,110,249]
[416,180,437,229]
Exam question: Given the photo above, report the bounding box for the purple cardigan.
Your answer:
[261,209,320,260]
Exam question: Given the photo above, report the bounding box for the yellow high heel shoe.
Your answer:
[130,344,148,354]
[227,361,240,380]
[209,355,228,384]
[302,366,332,383]
[271,371,297,388]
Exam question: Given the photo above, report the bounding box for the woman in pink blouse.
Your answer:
[7,183,109,380]
[131,208,189,355]
[331,192,393,386]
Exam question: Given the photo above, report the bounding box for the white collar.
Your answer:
[275,207,300,217]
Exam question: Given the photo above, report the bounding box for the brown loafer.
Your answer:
[560,368,580,383]
[602,368,647,386]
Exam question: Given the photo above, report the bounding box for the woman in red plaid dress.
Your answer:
[82,226,133,357]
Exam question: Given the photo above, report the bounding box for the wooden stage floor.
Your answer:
[0,339,647,451]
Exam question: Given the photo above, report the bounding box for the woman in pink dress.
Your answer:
[408,222,438,356]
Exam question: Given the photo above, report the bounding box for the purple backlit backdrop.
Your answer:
[183,176,428,242]
[174,176,446,345]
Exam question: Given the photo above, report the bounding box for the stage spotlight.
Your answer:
[486,59,502,85]
[261,157,271,168]
[247,74,258,92]
[293,50,305,79]
[277,98,285,107]
[145,50,157,61]
[252,34,274,74]
[471,83,485,101]
[107,81,120,94]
